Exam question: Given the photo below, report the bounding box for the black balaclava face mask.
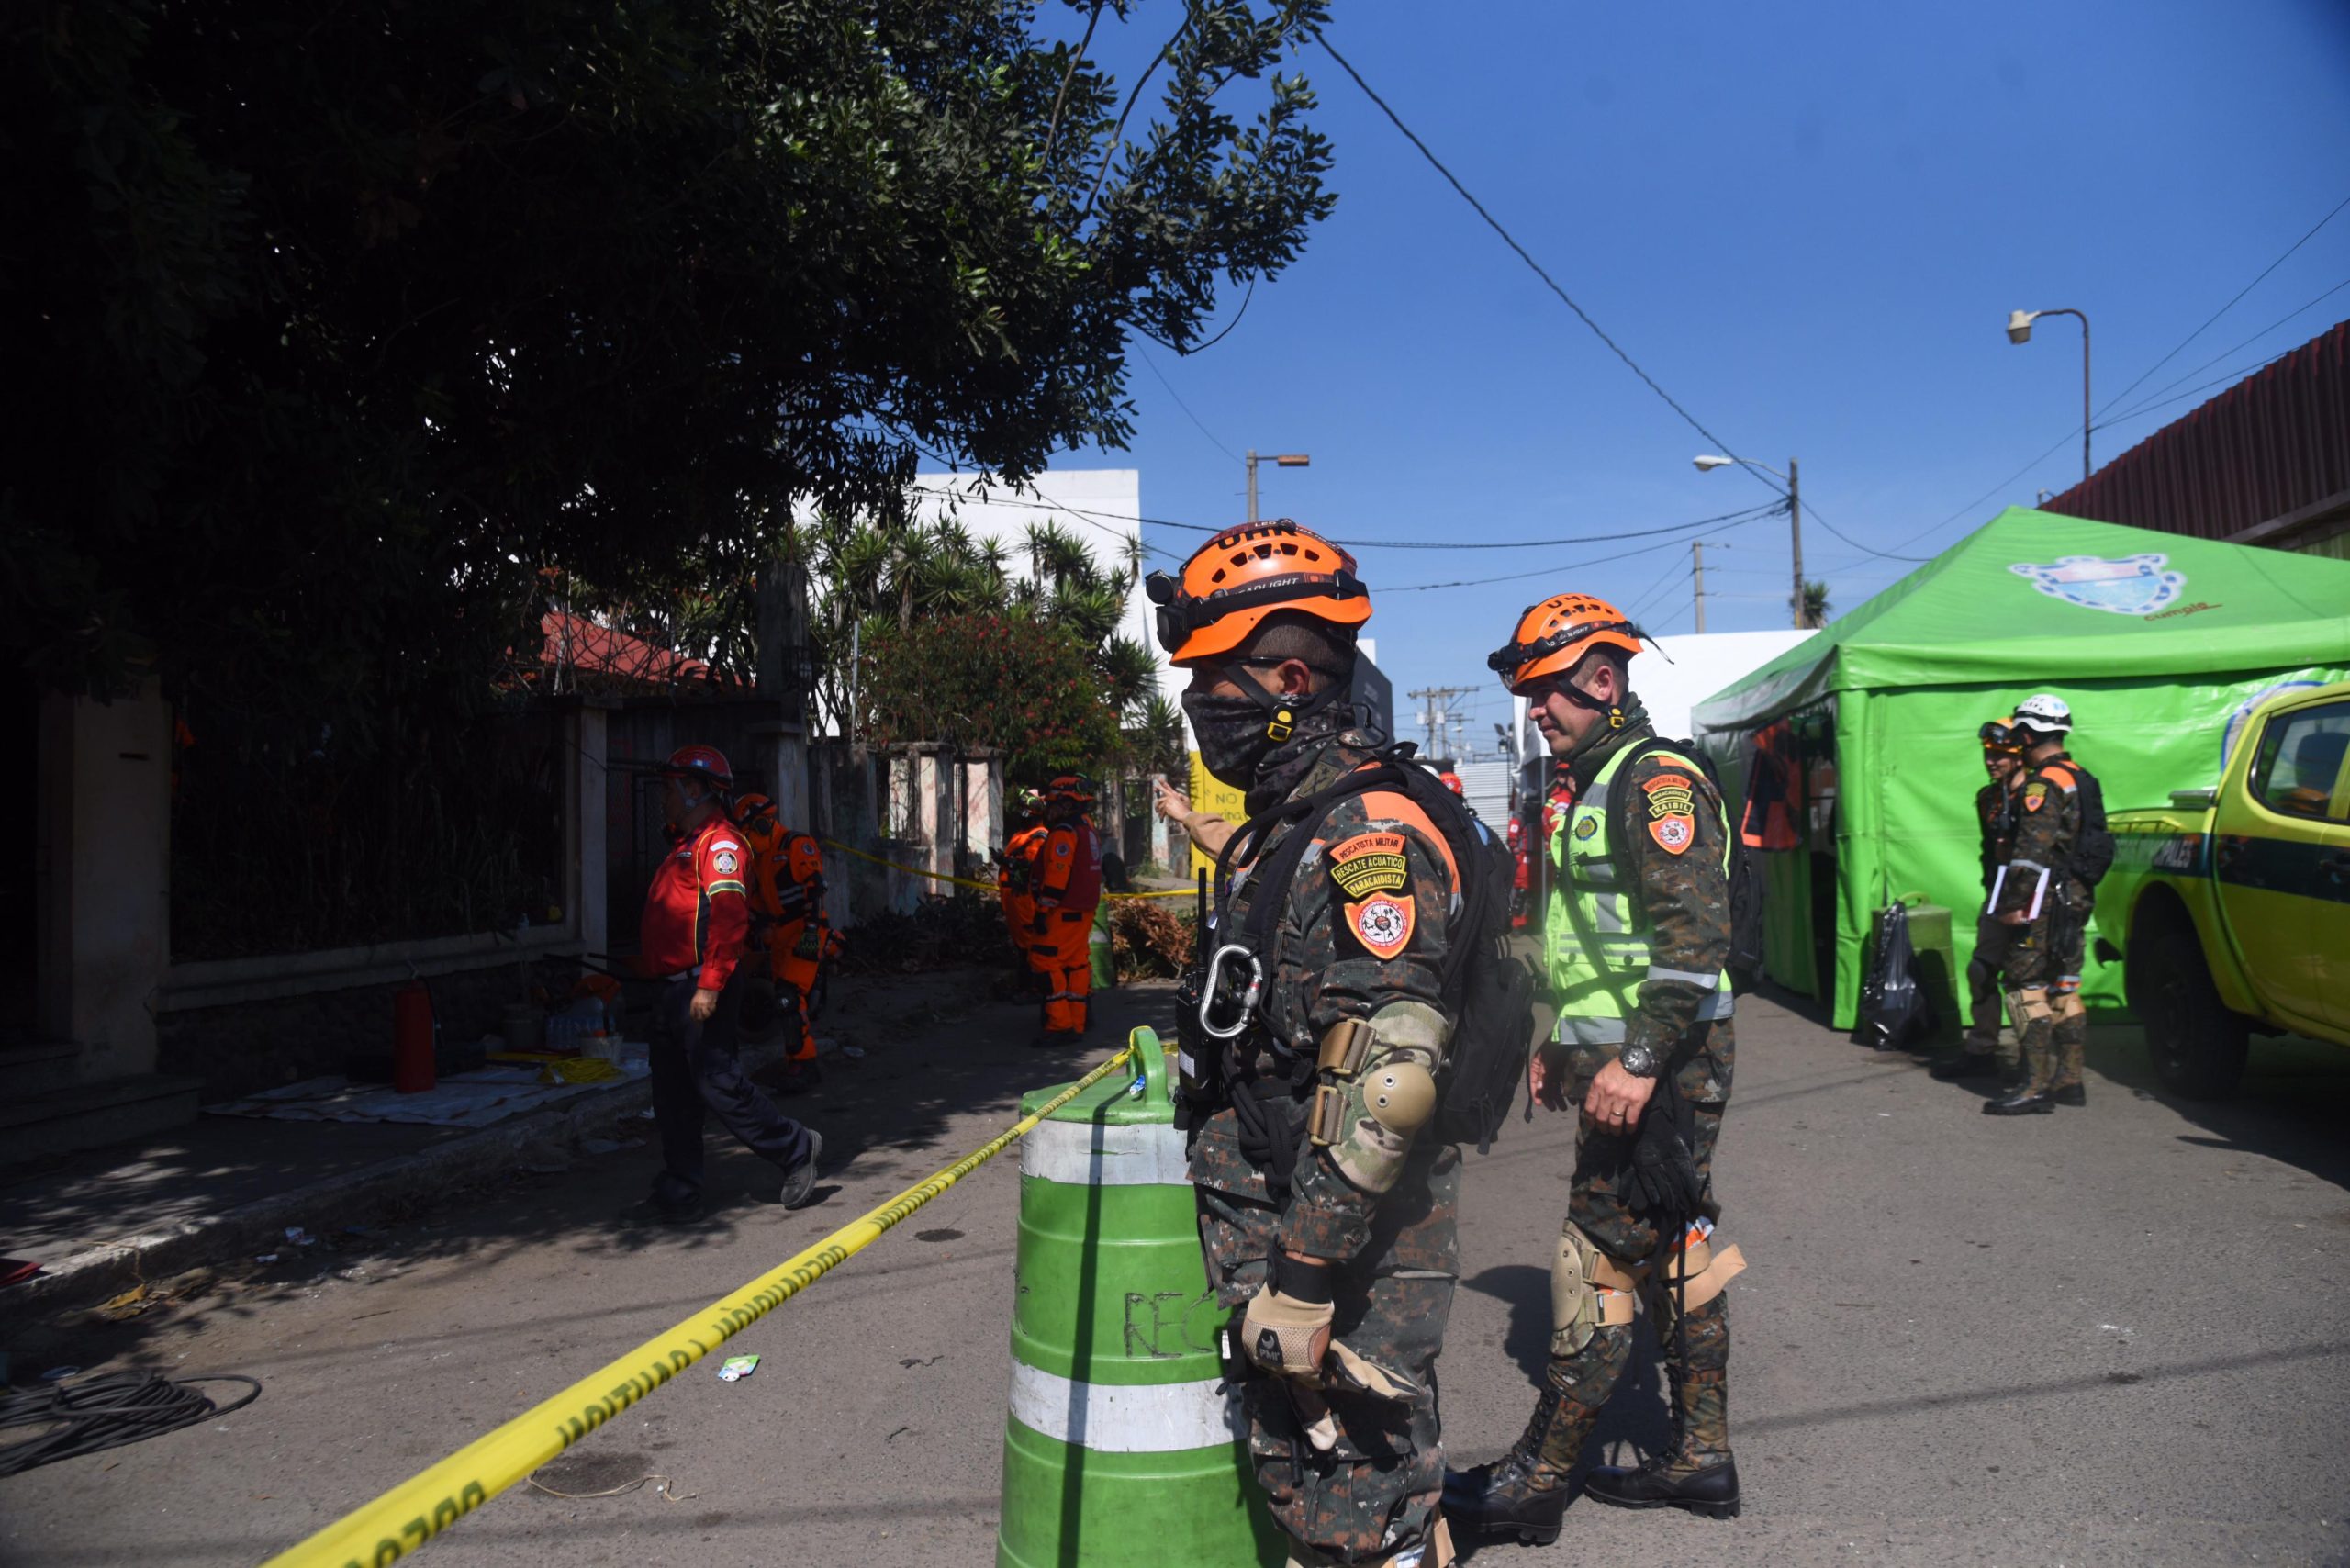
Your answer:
[1182,663,1348,789]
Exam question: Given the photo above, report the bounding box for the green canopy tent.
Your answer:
[1692,507,2350,1027]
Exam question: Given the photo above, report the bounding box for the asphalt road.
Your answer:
[5,970,2348,1568]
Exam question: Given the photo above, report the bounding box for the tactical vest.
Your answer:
[1547,740,1734,1045]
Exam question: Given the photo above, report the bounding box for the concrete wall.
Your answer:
[156,952,584,1101]
[37,684,172,1083]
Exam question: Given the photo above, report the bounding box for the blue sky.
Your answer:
[1069,0,2350,735]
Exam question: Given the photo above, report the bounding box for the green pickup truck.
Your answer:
[2099,682,2350,1098]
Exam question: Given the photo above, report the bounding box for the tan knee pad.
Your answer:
[2005,986,2052,1023]
[1644,1232,1748,1327]
[2053,989,2086,1022]
[1550,1225,1642,1356]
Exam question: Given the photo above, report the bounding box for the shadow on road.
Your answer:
[5,963,1190,1387]
[2083,1025,2350,1193]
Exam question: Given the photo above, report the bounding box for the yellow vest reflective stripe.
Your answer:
[1546,742,1735,1046]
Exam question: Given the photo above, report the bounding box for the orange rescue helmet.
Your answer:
[1046,773,1096,807]
[1977,720,2024,756]
[1487,593,1649,694]
[1146,521,1371,666]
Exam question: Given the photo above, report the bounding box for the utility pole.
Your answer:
[1408,685,1478,761]
[1245,450,1311,522]
[1693,541,1707,633]
[1787,457,1805,630]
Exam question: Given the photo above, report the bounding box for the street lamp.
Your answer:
[2006,308,2092,483]
[1245,450,1310,522]
[1694,454,1806,630]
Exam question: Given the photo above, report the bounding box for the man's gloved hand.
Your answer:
[1625,1081,1705,1218]
[1241,1266,1332,1380]
[1242,1257,1423,1402]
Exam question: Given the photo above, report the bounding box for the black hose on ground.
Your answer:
[0,1371,261,1476]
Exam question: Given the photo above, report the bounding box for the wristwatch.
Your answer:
[1617,1040,1661,1078]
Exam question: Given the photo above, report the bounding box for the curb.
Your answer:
[0,1039,810,1330]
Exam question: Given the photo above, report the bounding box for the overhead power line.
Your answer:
[1895,192,2350,554]
[1382,506,1779,593]
[1313,33,1751,484]
[2100,273,2350,425]
[1135,346,1243,465]
[932,486,1787,551]
[2092,188,2350,420]
[1314,30,1927,572]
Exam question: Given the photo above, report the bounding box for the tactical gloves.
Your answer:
[1239,1255,1424,1437]
[1624,1075,1705,1219]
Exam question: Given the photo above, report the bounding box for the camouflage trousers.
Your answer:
[1192,1107,1460,1566]
[1964,911,2009,1056]
[1996,880,2091,1093]
[1549,1087,1732,1472]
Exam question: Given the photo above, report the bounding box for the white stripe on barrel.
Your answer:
[1021,1117,1191,1186]
[1008,1362,1237,1452]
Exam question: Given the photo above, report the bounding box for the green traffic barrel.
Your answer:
[998,1028,1279,1568]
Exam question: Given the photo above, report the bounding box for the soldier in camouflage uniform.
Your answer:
[1984,695,2093,1114]
[1932,720,2026,1082]
[1447,592,1745,1543]
[1149,521,1463,1568]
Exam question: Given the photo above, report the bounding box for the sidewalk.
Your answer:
[0,1058,664,1329]
[0,963,1013,1330]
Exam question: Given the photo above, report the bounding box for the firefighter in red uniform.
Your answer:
[639,746,822,1219]
[1028,774,1103,1047]
[731,792,835,1091]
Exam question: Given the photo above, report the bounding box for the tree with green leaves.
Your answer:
[1802,580,1832,629]
[6,0,1337,716]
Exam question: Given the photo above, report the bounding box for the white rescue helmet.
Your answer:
[2011,693,2073,735]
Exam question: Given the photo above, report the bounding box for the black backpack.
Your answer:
[1221,748,1538,1154]
[1854,900,1936,1051]
[2065,762,2115,886]
[1608,738,1767,990]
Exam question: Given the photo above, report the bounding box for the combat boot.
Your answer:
[1445,1326,1630,1546]
[1583,1369,1740,1518]
[1441,1387,1573,1546]
[1983,1085,2053,1114]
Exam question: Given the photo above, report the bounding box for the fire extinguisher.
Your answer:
[393,980,437,1093]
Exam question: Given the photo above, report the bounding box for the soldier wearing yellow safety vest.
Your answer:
[1449,592,1745,1541]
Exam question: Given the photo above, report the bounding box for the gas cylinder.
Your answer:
[392,981,437,1093]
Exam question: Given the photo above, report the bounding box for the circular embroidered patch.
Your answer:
[1355,895,1410,951]
[1573,815,1600,841]
[1650,816,1694,853]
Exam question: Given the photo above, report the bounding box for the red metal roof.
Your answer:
[2040,318,2350,543]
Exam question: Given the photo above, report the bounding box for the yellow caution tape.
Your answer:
[262,1043,1141,1568]
[818,836,1192,900]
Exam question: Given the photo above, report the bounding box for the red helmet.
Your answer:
[663,744,734,789]
[1439,770,1464,796]
[1046,773,1096,807]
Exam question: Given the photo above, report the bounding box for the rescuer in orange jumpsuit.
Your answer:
[999,788,1048,988]
[731,791,835,1092]
[639,746,821,1219]
[1027,774,1102,1047]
